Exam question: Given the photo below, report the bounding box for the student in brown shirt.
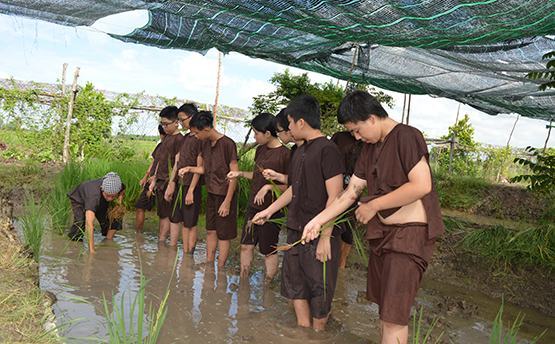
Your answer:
[134,125,166,232]
[189,111,239,267]
[303,91,444,344]
[164,103,203,252]
[152,106,185,242]
[330,131,363,268]
[262,108,303,184]
[227,113,290,280]
[252,95,344,331]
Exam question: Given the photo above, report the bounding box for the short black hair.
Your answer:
[157,124,166,136]
[284,95,321,129]
[251,112,277,137]
[178,103,198,117]
[275,108,289,131]
[189,111,214,130]
[159,105,179,121]
[338,90,388,124]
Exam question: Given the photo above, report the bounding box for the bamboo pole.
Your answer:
[62,67,80,164]
[544,118,553,152]
[405,94,412,124]
[401,94,406,124]
[213,51,223,126]
[61,63,68,96]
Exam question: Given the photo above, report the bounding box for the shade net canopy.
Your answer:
[1,0,554,120]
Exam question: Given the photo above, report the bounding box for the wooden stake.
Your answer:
[401,94,406,124]
[62,67,80,164]
[506,114,520,148]
[213,51,223,126]
[61,63,68,96]
[405,94,412,125]
[544,118,554,152]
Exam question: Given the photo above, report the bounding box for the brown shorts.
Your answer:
[170,184,202,228]
[206,192,237,240]
[241,207,282,255]
[135,185,155,211]
[366,223,436,326]
[281,227,341,319]
[155,181,172,219]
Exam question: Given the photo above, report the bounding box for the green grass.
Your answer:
[460,222,555,271]
[20,193,49,261]
[490,301,546,344]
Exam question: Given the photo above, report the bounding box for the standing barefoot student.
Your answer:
[252,95,344,331]
[227,113,290,280]
[261,108,303,184]
[165,103,202,252]
[303,90,444,344]
[67,172,125,253]
[135,125,166,232]
[189,111,239,267]
[330,130,363,268]
[153,106,185,242]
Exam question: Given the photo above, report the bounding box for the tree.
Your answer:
[511,147,555,194]
[250,69,394,136]
[437,114,479,175]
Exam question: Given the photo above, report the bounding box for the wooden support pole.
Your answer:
[213,51,223,126]
[405,94,412,125]
[401,94,406,124]
[61,63,68,96]
[62,67,80,164]
[544,118,553,153]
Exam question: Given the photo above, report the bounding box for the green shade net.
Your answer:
[1,0,554,119]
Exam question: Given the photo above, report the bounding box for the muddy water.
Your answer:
[39,218,554,343]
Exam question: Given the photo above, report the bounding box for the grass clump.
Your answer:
[20,193,49,261]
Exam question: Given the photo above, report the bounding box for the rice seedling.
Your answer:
[102,254,177,343]
[171,179,184,217]
[411,306,443,344]
[20,193,49,261]
[489,300,546,344]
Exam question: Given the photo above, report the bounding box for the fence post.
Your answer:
[62,67,80,164]
[448,133,456,174]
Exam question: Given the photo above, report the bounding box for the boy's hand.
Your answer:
[252,209,270,225]
[302,219,322,243]
[147,180,155,198]
[178,167,191,177]
[315,237,331,263]
[139,177,147,187]
[355,200,378,224]
[226,171,241,179]
[185,190,194,205]
[254,185,270,206]
[164,182,175,202]
[262,169,279,181]
[218,200,230,217]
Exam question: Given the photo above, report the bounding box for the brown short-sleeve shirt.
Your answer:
[175,133,202,186]
[353,124,445,239]
[155,133,185,182]
[200,135,238,196]
[249,144,290,210]
[148,141,163,177]
[287,136,345,231]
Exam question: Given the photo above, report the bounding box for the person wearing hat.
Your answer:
[67,172,126,253]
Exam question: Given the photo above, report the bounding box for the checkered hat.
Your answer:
[101,172,122,195]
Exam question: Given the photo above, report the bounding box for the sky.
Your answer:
[0,10,552,148]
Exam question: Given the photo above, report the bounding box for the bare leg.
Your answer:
[293,299,311,328]
[135,208,145,232]
[264,254,279,281]
[106,229,117,240]
[158,217,170,242]
[339,242,352,269]
[217,239,230,268]
[206,230,218,262]
[240,244,254,277]
[313,314,330,331]
[381,320,408,344]
[182,226,197,253]
[169,222,181,246]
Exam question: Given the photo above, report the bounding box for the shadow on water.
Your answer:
[39,217,554,343]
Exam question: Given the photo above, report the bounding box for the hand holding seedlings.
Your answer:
[226,171,241,179]
[164,181,175,202]
[178,166,191,177]
[252,209,271,225]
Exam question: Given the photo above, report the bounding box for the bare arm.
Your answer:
[168,152,180,183]
[85,210,96,253]
[186,154,202,194]
[224,160,239,204]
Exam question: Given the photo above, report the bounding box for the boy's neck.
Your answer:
[208,129,223,143]
[266,137,282,148]
[303,128,324,142]
[379,118,399,142]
